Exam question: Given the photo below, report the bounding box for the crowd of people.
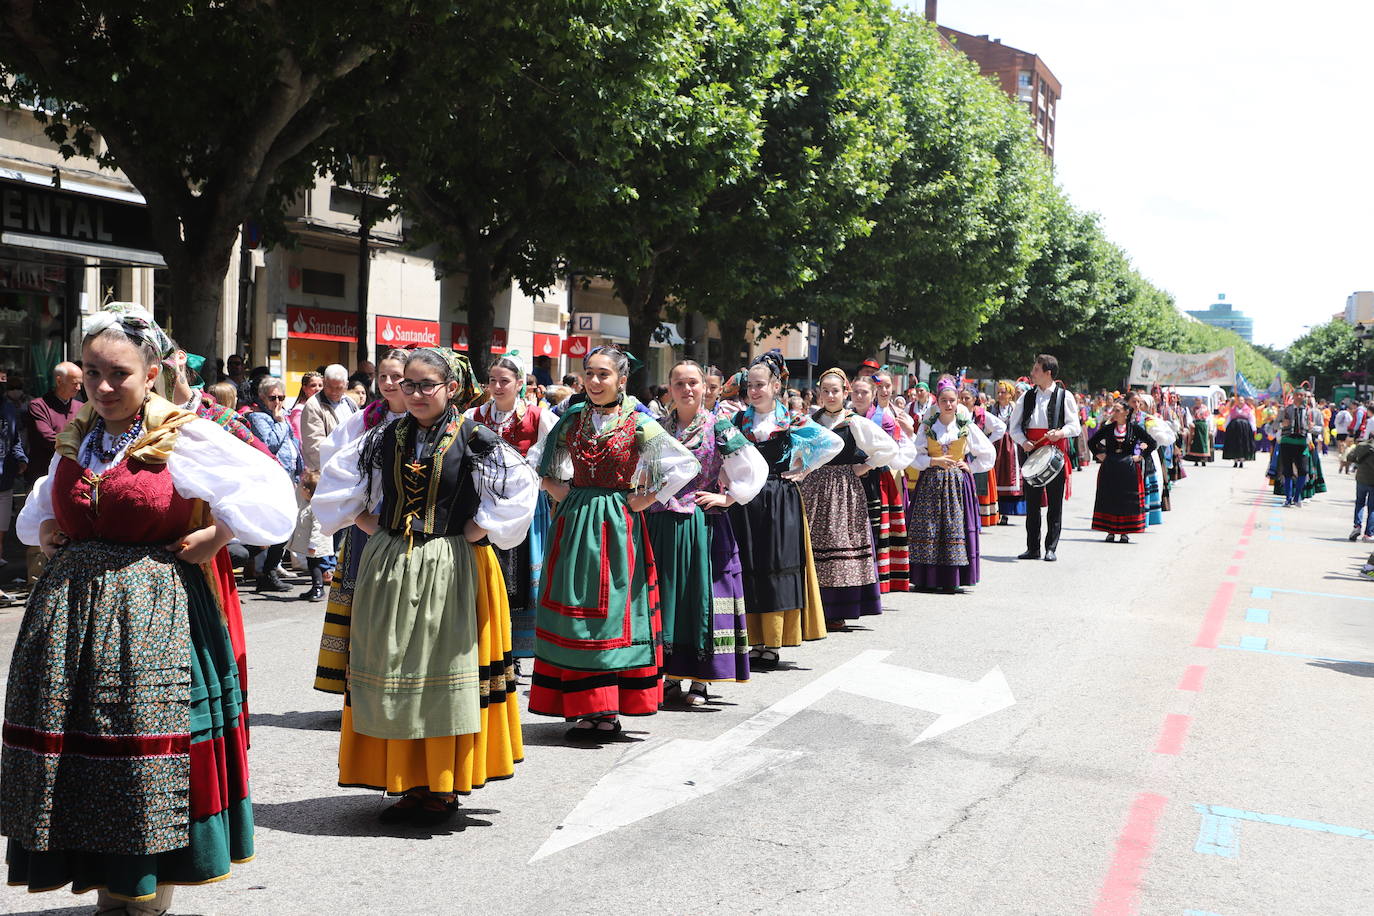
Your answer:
[0,300,1354,915]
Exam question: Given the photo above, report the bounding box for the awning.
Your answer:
[1,230,166,267]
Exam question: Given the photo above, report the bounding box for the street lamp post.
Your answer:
[348,154,383,367]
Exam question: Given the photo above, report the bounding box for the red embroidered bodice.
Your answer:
[52,456,196,543]
[568,409,639,490]
[474,403,542,457]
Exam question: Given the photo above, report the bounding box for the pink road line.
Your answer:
[1224,565,1240,577]
[1237,537,1250,546]
[1092,792,1169,916]
[1154,714,1191,755]
[1177,665,1207,691]
[1231,550,1245,560]
[1194,581,1236,649]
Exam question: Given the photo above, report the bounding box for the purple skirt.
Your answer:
[908,467,981,589]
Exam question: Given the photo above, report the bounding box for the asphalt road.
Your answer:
[2,452,1372,916]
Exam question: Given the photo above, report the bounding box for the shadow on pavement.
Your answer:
[519,723,648,747]
[8,908,93,916]
[1307,660,1374,678]
[248,709,342,732]
[253,795,498,837]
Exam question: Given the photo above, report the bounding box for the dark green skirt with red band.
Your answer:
[530,486,663,719]
[1,541,252,902]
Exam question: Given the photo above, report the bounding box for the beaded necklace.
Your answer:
[84,412,145,466]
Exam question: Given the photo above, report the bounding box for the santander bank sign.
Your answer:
[376,316,440,348]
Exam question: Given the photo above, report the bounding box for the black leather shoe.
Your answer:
[302,585,325,601]
[1017,549,1041,560]
[256,574,290,593]
[1043,549,1057,562]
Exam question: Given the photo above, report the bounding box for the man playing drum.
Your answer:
[1008,354,1081,562]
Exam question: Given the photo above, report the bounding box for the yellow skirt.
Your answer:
[745,507,828,649]
[338,544,524,795]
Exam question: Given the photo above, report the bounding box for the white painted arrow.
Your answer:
[530,649,1014,861]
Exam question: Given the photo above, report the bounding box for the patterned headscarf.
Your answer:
[417,346,482,409]
[751,348,788,381]
[82,302,173,361]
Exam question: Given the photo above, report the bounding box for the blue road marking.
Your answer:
[1193,804,1374,860]
[1194,811,1239,858]
[1244,607,1270,624]
[1250,586,1374,603]
[1239,635,1268,650]
[1267,534,1285,541]
[1218,644,1374,666]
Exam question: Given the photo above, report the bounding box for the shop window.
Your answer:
[301,268,346,298]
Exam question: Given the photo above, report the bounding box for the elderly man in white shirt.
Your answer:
[300,363,358,472]
[1007,354,1081,562]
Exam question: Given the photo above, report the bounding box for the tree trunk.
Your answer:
[817,318,847,375]
[166,245,235,362]
[616,267,664,401]
[714,311,749,371]
[463,254,499,381]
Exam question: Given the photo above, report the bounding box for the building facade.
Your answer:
[1185,297,1254,342]
[1344,291,1374,327]
[935,27,1062,159]
[0,108,174,396]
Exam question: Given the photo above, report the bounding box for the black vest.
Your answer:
[1018,386,1065,436]
[378,417,500,536]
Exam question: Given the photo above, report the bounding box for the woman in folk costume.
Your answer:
[313,348,537,823]
[2,303,295,912]
[803,369,898,627]
[1127,393,1170,525]
[960,388,1005,527]
[1222,395,1258,468]
[908,379,996,591]
[649,361,767,705]
[164,344,273,741]
[1089,399,1155,542]
[728,349,842,670]
[991,380,1025,523]
[1184,399,1214,465]
[312,348,410,695]
[530,347,699,740]
[849,372,914,592]
[465,351,557,667]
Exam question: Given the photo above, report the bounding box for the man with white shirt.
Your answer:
[1008,354,1081,562]
[1335,401,1354,473]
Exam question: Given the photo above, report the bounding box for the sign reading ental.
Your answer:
[0,178,157,252]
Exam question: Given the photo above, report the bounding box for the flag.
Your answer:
[1261,372,1283,401]
[1235,372,1257,399]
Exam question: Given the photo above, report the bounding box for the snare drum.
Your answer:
[1022,444,1065,488]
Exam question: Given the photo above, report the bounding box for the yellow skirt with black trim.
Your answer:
[744,508,827,649]
[338,544,524,795]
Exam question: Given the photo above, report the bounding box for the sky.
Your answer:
[920,0,1374,348]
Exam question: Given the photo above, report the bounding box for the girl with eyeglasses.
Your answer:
[313,347,538,824]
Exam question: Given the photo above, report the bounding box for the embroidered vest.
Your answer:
[377,417,495,536]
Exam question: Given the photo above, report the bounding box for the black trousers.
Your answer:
[1023,472,1066,552]
[1278,441,1309,480]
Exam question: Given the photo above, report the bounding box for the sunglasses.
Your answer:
[264,394,286,402]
